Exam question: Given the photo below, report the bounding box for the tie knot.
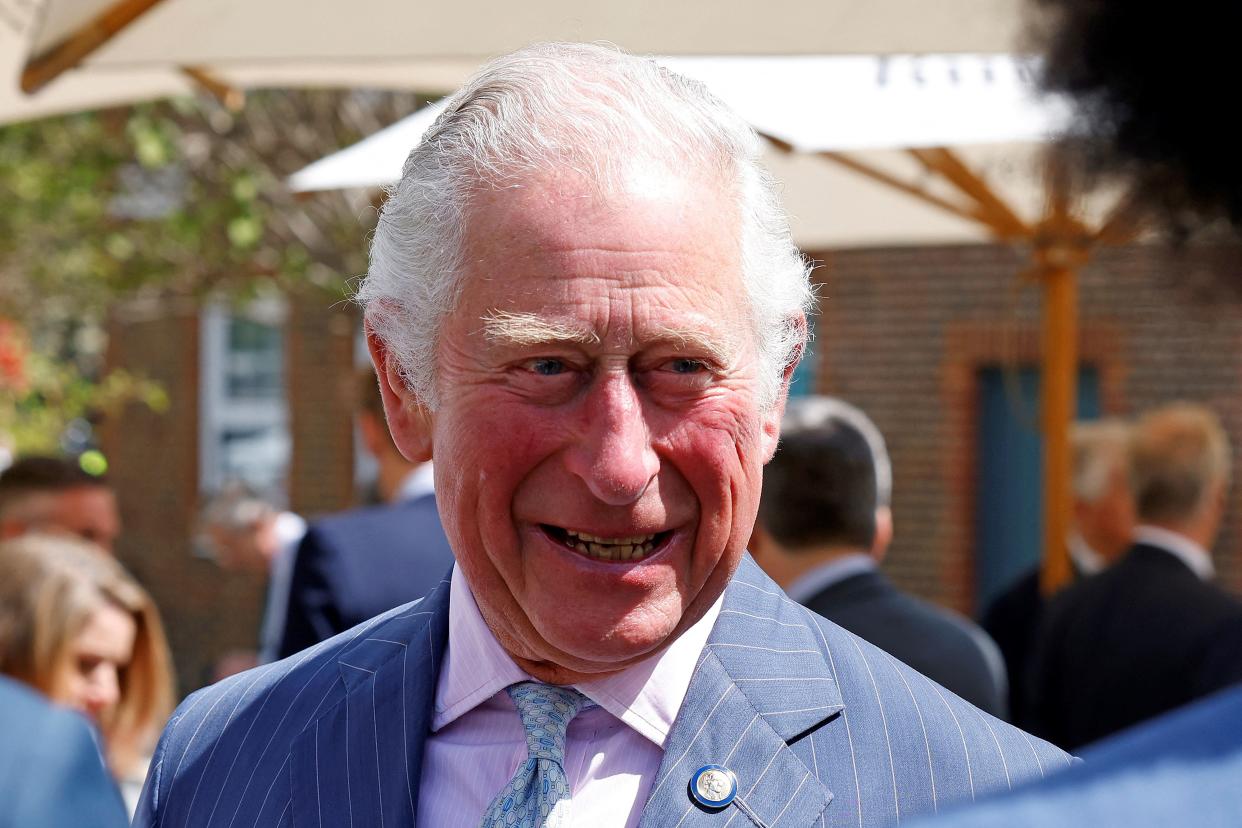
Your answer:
[506,682,596,764]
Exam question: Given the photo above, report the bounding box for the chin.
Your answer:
[538,600,694,669]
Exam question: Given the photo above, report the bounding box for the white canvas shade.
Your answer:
[2,0,1032,125]
[288,55,1095,250]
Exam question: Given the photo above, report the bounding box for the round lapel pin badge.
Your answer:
[689,764,738,809]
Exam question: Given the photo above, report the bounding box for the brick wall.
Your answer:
[286,292,358,519]
[102,300,266,694]
[103,292,361,696]
[102,242,1242,694]
[811,243,1242,614]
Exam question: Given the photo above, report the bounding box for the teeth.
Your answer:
[561,529,659,561]
[566,530,655,545]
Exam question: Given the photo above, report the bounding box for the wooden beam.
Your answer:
[761,133,1040,241]
[820,151,1000,229]
[180,66,245,111]
[760,134,1008,237]
[21,0,168,94]
[908,147,1032,240]
[1037,250,1079,596]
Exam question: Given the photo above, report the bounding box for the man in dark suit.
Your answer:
[1032,402,1242,750]
[0,675,128,828]
[980,419,1136,728]
[276,368,453,658]
[916,4,1242,823]
[752,395,1008,717]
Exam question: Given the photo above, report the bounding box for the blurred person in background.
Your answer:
[1032,403,1242,750]
[981,419,1136,729]
[908,3,1242,824]
[0,455,121,552]
[0,534,174,815]
[276,366,452,658]
[0,674,129,828]
[752,395,1008,717]
[198,482,306,667]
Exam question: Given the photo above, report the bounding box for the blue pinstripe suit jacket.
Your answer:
[134,557,1070,827]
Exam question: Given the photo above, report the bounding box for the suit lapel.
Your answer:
[641,557,842,828]
[289,577,450,828]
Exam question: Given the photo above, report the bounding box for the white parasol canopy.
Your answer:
[1,0,1034,125]
[287,55,1090,249]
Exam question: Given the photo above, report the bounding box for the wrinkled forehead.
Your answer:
[464,169,741,276]
[454,164,749,338]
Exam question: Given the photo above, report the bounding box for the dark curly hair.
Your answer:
[1034,0,1242,227]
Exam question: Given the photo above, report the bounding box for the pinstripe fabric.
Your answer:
[135,558,1069,828]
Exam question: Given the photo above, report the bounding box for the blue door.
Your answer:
[974,366,1100,609]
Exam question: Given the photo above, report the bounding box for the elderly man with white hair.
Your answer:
[135,43,1067,828]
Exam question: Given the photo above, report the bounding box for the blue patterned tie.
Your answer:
[479,682,596,828]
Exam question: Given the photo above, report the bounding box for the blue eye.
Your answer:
[668,358,706,374]
[530,358,566,376]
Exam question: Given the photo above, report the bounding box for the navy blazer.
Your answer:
[908,685,1242,827]
[136,557,1070,828]
[1031,543,1242,749]
[0,676,129,828]
[803,569,1008,719]
[277,493,455,659]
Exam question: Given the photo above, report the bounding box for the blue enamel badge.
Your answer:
[689,764,738,809]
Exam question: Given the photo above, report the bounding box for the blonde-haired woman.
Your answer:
[0,534,174,812]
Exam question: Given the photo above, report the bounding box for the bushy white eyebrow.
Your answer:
[481,310,601,346]
[480,309,738,366]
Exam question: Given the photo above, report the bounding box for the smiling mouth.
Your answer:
[540,525,671,562]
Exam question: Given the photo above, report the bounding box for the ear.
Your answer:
[366,323,433,463]
[871,506,893,562]
[759,313,807,462]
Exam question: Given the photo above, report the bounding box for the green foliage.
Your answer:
[0,89,421,449]
[0,322,167,454]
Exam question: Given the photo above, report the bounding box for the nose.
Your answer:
[566,371,659,505]
[83,667,121,718]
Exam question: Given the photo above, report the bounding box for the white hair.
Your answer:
[1071,419,1131,502]
[357,42,813,409]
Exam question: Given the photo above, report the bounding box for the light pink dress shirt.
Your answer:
[417,565,724,827]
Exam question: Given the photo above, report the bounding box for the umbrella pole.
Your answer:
[1038,249,1078,595]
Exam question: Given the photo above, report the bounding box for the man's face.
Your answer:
[386,166,787,682]
[5,486,122,553]
[208,513,280,574]
[1075,464,1136,564]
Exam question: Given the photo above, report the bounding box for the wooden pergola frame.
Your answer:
[19,0,244,110]
[764,135,1143,595]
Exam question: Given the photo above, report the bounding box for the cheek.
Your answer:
[433,399,565,543]
[437,399,562,488]
[663,405,766,519]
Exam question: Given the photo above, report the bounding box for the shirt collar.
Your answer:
[784,552,877,604]
[1134,524,1215,581]
[432,564,724,749]
[1067,532,1106,576]
[396,462,435,502]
